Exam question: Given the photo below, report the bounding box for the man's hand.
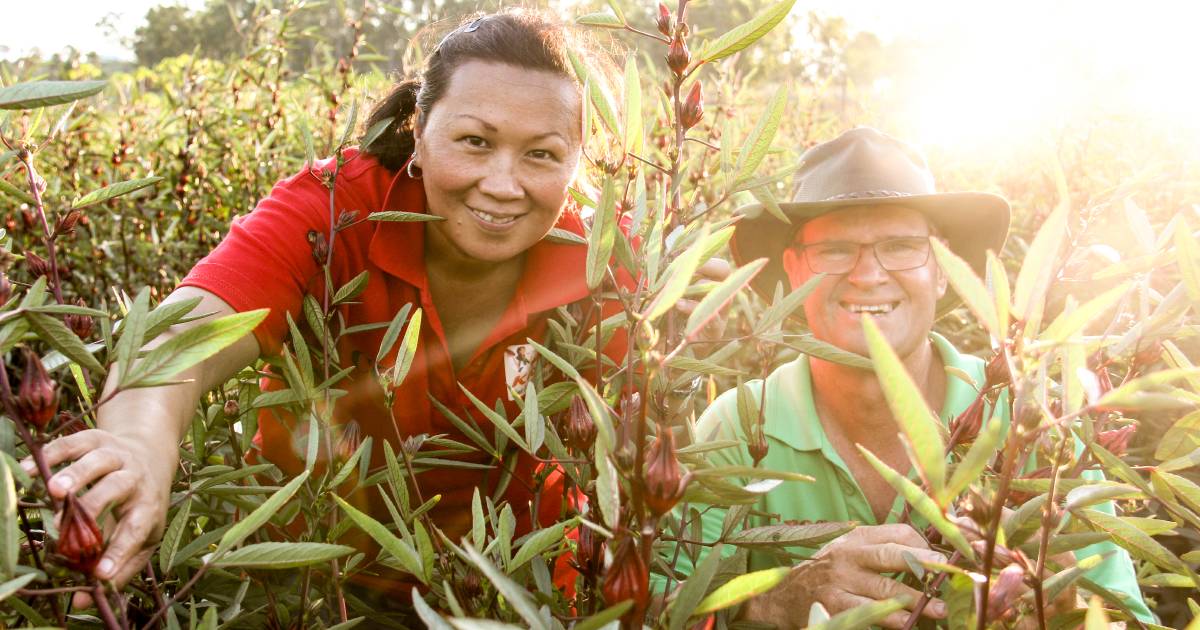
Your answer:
[742,524,948,630]
[23,429,176,608]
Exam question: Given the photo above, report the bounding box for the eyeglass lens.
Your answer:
[803,237,931,274]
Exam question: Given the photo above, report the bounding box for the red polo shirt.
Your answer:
[181,149,611,590]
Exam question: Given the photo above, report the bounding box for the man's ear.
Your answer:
[782,247,806,290]
[935,253,949,300]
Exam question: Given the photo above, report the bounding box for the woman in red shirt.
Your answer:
[27,8,615,606]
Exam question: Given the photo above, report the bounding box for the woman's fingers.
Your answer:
[77,469,140,519]
[846,572,946,618]
[97,505,162,582]
[847,541,947,573]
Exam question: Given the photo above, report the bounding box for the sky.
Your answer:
[5,0,1198,155]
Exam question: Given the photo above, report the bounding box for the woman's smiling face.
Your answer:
[414,60,582,266]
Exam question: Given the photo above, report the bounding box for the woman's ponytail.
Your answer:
[361,79,421,171]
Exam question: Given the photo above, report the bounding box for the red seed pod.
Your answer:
[56,496,105,575]
[0,273,11,304]
[680,81,704,130]
[54,210,82,237]
[15,350,58,430]
[24,250,50,278]
[64,299,94,340]
[573,520,605,579]
[311,232,329,265]
[984,351,1010,388]
[666,35,690,76]
[20,209,37,230]
[460,569,482,600]
[949,394,986,446]
[561,396,597,452]
[655,3,672,36]
[643,427,686,516]
[601,536,649,624]
[747,428,768,466]
[985,564,1026,622]
[1096,424,1136,456]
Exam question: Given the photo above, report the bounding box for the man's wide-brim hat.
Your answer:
[731,126,1011,319]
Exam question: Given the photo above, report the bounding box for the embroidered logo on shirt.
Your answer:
[504,344,535,401]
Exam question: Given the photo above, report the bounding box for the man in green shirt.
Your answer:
[673,128,1150,627]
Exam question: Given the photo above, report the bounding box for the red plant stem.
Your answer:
[975,434,1020,630]
[17,152,65,304]
[900,550,961,630]
[143,564,211,629]
[18,585,93,595]
[92,581,123,630]
[1032,437,1069,630]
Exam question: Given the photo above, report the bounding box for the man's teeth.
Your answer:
[846,303,896,314]
[470,208,517,225]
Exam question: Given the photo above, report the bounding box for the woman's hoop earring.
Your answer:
[406,157,422,180]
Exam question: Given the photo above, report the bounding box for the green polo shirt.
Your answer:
[667,333,1151,622]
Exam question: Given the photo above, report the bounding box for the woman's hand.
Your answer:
[741,524,948,630]
[23,427,177,608]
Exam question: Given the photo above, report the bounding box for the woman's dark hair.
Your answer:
[362,9,605,171]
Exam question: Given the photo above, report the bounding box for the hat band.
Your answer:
[823,189,912,201]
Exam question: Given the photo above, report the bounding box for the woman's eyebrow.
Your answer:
[452,114,567,143]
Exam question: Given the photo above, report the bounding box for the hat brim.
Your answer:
[731,192,1011,320]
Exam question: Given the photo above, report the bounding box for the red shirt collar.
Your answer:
[369,169,592,319]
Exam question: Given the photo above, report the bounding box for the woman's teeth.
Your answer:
[470,208,517,225]
[845,302,897,314]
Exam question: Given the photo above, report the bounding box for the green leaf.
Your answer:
[510,519,572,570]
[669,542,724,630]
[24,312,104,373]
[333,495,426,582]
[462,543,547,630]
[368,211,444,222]
[691,466,813,483]
[1085,595,1110,629]
[1160,446,1200,473]
[1175,219,1200,303]
[212,470,309,560]
[545,227,587,246]
[694,567,790,614]
[576,11,624,28]
[574,602,633,630]
[0,177,35,206]
[0,79,107,110]
[0,573,37,602]
[787,334,874,370]
[375,304,413,364]
[1095,367,1200,412]
[331,270,370,305]
[987,251,1011,334]
[1076,508,1194,580]
[586,177,618,290]
[390,308,422,386]
[213,542,354,569]
[527,338,580,380]
[1064,484,1143,512]
[943,416,1005,503]
[622,56,642,155]
[72,176,164,209]
[1012,203,1068,326]
[700,0,797,62]
[459,384,529,452]
[931,238,999,339]
[664,355,747,377]
[735,86,788,184]
[1039,282,1130,344]
[594,436,620,530]
[685,258,766,339]
[337,100,359,149]
[644,225,711,323]
[725,522,854,549]
[360,116,394,150]
[1156,410,1200,461]
[858,446,975,562]
[114,288,152,383]
[862,314,946,494]
[159,499,192,575]
[806,598,910,630]
[522,382,543,454]
[753,273,822,335]
[124,309,268,388]
[0,457,16,578]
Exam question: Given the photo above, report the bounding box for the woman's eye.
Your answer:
[529,149,558,161]
[462,136,487,148]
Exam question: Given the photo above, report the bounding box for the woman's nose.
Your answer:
[477,155,524,200]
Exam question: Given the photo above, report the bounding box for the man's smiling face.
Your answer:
[782,205,947,360]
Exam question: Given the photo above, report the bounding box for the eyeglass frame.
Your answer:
[792,235,938,275]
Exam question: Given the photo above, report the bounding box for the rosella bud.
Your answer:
[601,536,649,624]
[0,273,11,304]
[984,351,1010,388]
[54,210,82,237]
[223,399,240,417]
[337,209,359,230]
[461,569,482,601]
[15,350,58,430]
[655,3,672,36]
[1132,342,1163,369]
[311,232,329,265]
[64,299,93,340]
[985,564,1026,622]
[748,428,768,465]
[950,394,986,446]
[562,396,597,452]
[643,427,686,516]
[57,496,104,575]
[680,81,704,129]
[336,421,362,463]
[1096,424,1136,456]
[666,35,690,76]
[575,522,605,578]
[24,250,50,278]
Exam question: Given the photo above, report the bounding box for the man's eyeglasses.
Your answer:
[796,236,932,274]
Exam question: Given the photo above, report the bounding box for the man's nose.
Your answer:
[845,245,889,286]
[477,154,524,200]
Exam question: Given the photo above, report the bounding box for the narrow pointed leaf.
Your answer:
[931,238,999,339]
[622,56,642,155]
[700,0,797,62]
[510,519,573,570]
[943,416,1005,503]
[212,470,309,559]
[693,567,790,614]
[124,309,268,388]
[1040,282,1130,344]
[332,270,370,305]
[685,258,767,338]
[862,315,946,494]
[333,495,426,582]
[0,79,107,110]
[523,382,544,453]
[213,542,354,569]
[670,542,724,630]
[644,225,710,323]
[391,308,422,385]
[459,384,529,452]
[585,177,618,290]
[462,543,547,630]
[527,338,580,380]
[1175,219,1200,303]
[1012,204,1067,324]
[368,211,445,222]
[72,176,163,209]
[0,458,16,578]
[576,12,624,28]
[24,312,104,372]
[806,598,909,630]
[734,86,788,184]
